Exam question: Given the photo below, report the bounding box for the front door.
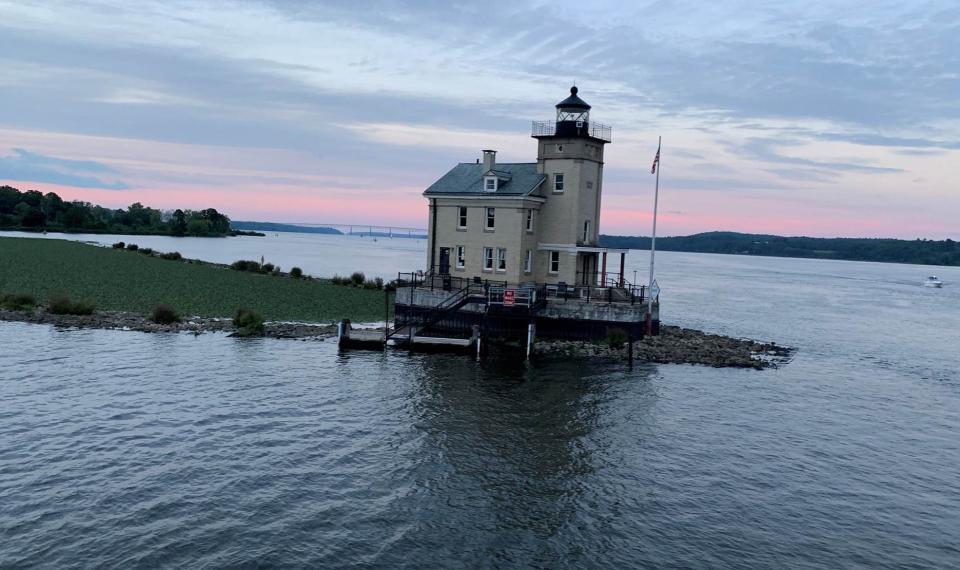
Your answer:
[438,247,451,275]
[579,253,596,285]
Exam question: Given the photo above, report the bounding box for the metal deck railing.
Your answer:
[397,270,650,306]
[486,284,547,310]
[531,120,612,142]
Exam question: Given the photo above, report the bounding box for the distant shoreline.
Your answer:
[600,231,959,267]
[230,220,428,239]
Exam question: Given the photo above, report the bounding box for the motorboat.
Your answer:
[923,276,943,288]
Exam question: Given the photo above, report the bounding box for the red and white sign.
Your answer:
[503,289,516,307]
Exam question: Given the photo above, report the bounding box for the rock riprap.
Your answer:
[0,309,337,340]
[536,325,793,368]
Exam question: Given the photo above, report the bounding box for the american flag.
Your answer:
[651,144,660,174]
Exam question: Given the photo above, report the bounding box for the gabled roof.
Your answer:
[424,162,545,196]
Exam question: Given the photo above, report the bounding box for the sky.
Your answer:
[0,0,957,239]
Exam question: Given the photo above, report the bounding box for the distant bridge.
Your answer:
[285,223,427,238]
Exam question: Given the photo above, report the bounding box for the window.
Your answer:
[549,251,560,274]
[557,144,563,153]
[524,250,532,273]
[554,173,564,193]
[525,210,534,232]
[496,248,507,271]
[484,177,497,192]
[456,245,465,268]
[458,206,467,229]
[483,247,494,271]
[486,207,495,230]
[583,220,591,243]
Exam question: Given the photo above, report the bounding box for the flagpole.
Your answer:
[646,136,661,335]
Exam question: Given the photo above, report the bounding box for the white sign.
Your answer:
[650,280,661,299]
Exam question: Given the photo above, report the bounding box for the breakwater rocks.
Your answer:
[537,325,793,369]
[0,309,337,340]
[1,310,792,368]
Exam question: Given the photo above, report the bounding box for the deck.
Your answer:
[339,272,659,356]
[338,321,479,352]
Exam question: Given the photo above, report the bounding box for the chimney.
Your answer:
[482,149,496,172]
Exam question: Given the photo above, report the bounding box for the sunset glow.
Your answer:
[1,1,957,239]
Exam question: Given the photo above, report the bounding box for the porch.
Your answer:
[536,244,631,287]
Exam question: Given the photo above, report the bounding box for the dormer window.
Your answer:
[484,176,497,192]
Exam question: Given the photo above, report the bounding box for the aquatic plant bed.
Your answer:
[536,326,794,368]
[0,237,386,322]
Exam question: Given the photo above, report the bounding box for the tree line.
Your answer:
[0,185,231,237]
[599,231,960,267]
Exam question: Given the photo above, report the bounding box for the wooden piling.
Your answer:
[338,319,351,347]
[526,322,536,360]
[383,287,390,342]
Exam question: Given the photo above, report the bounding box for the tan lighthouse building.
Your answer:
[423,86,628,287]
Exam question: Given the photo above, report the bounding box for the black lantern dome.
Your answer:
[555,86,591,137]
[556,86,591,111]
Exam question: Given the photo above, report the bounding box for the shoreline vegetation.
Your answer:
[0,184,255,237]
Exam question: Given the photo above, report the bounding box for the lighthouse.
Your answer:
[422,86,623,287]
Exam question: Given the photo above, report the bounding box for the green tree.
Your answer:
[171,209,187,235]
[15,202,45,227]
[187,217,212,235]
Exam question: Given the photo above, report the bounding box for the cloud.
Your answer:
[734,138,906,174]
[0,1,957,237]
[819,132,960,150]
[0,148,129,189]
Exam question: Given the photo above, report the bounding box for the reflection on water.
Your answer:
[2,248,960,568]
[411,357,652,546]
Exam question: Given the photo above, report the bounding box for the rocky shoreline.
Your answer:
[536,325,794,369]
[1,310,792,368]
[0,309,338,339]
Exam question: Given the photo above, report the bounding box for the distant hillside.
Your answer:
[231,221,342,235]
[599,231,960,267]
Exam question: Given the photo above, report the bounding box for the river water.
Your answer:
[2,233,959,568]
[0,230,425,280]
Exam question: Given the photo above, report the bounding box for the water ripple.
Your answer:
[2,253,960,568]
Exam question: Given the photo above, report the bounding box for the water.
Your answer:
[0,230,426,280]
[2,236,960,568]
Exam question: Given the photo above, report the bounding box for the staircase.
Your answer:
[388,282,486,340]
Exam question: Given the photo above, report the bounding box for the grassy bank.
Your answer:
[0,237,387,322]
